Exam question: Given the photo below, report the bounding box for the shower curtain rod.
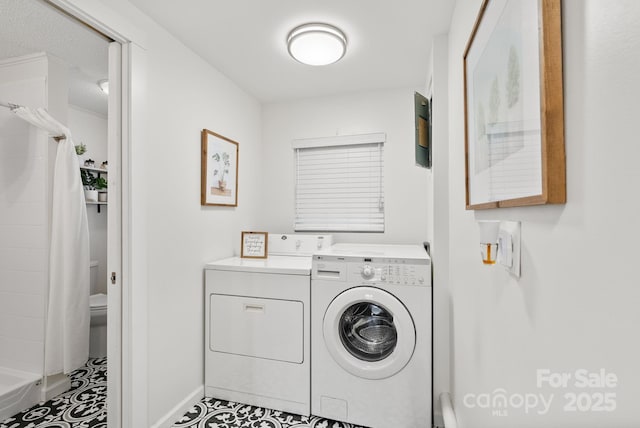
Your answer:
[0,101,67,141]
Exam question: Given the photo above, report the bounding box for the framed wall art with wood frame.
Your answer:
[463,0,565,209]
[201,129,239,206]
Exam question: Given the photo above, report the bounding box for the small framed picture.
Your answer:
[241,231,268,259]
[201,129,239,206]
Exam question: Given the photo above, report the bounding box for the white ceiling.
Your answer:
[0,1,454,110]
[0,0,109,115]
[128,0,455,103]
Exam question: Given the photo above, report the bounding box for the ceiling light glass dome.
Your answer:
[287,23,347,66]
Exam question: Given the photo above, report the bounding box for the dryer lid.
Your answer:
[204,234,333,275]
[204,255,313,275]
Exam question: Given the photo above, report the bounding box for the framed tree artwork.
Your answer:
[463,0,565,209]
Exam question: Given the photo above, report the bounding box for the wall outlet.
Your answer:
[498,221,521,277]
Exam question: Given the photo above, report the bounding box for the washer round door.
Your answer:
[323,286,416,380]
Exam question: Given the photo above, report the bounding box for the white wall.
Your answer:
[70,106,108,165]
[0,55,48,375]
[260,88,429,245]
[445,1,640,427]
[145,31,262,428]
[425,33,451,425]
[68,106,108,294]
[0,53,67,375]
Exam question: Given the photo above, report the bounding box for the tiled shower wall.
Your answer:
[0,55,50,375]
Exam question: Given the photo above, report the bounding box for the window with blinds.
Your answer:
[292,133,385,232]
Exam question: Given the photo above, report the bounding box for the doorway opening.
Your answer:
[0,0,124,426]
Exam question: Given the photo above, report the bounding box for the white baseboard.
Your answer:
[40,373,71,402]
[150,385,204,428]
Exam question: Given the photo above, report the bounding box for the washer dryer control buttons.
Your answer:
[380,265,426,285]
[352,263,428,286]
[361,265,375,280]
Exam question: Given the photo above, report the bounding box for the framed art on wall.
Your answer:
[463,0,565,209]
[201,129,239,206]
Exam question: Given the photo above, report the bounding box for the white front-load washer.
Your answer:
[311,244,431,428]
[205,234,331,416]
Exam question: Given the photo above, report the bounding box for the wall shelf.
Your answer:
[81,166,108,213]
[85,199,107,213]
[80,166,108,174]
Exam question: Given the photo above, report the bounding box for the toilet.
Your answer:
[89,261,107,358]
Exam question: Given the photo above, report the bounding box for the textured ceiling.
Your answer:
[128,0,455,103]
[0,0,109,115]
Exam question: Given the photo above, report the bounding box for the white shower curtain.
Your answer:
[13,107,90,375]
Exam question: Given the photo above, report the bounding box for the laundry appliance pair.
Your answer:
[205,236,431,428]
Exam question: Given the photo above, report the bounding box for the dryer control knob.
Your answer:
[361,265,375,280]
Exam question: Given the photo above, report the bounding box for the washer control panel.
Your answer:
[313,254,431,287]
[352,262,430,286]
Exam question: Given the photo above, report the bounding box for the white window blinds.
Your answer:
[293,133,385,232]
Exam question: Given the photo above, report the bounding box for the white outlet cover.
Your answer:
[498,231,513,267]
[499,221,521,277]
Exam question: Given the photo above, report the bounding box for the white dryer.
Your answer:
[311,244,431,428]
[205,234,331,416]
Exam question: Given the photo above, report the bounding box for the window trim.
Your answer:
[291,132,386,150]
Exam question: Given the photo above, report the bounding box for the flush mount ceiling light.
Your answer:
[287,23,347,66]
[98,79,109,95]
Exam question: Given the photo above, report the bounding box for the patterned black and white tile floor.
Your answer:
[171,397,366,428]
[1,358,363,428]
[0,357,107,428]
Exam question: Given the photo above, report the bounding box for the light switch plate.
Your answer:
[498,221,521,277]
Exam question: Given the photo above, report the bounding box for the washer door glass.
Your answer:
[323,286,416,380]
[339,302,397,362]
